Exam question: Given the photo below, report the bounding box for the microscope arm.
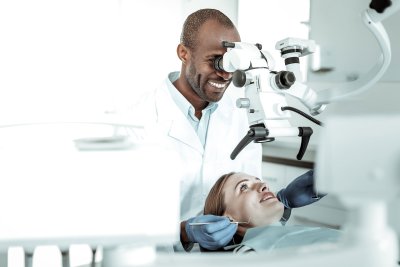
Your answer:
[316,1,399,104]
[230,126,313,160]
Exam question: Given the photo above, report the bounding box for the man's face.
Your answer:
[184,20,240,103]
[222,173,284,227]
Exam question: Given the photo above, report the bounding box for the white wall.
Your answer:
[181,0,238,25]
[238,0,310,73]
[0,0,240,125]
[0,0,182,124]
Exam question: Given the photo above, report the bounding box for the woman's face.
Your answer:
[222,173,284,228]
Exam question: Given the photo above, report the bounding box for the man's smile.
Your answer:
[208,81,228,89]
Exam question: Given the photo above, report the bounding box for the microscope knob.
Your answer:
[236,98,251,108]
[233,70,247,87]
[275,71,296,89]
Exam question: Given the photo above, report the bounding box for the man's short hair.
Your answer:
[180,8,236,50]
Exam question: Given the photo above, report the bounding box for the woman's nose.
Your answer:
[258,182,269,192]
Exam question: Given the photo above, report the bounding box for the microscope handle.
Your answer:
[297,127,313,160]
[230,126,269,160]
[369,0,392,13]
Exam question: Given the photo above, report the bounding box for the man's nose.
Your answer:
[216,69,232,80]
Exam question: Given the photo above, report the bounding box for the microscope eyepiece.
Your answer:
[213,56,225,72]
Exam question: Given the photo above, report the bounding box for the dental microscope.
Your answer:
[214,38,324,161]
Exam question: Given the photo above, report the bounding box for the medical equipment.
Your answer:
[219,0,398,163]
[220,39,322,161]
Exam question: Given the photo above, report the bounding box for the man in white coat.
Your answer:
[137,8,323,251]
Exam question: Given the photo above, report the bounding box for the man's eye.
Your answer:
[210,56,221,62]
[240,183,249,192]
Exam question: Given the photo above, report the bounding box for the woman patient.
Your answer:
[202,172,340,253]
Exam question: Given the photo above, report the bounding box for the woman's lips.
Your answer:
[260,192,276,203]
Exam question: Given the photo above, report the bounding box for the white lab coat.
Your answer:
[135,73,262,221]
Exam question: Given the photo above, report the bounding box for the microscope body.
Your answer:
[217,39,320,160]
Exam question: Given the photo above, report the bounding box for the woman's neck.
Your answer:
[236,225,249,238]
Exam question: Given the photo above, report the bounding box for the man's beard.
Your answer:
[186,65,209,102]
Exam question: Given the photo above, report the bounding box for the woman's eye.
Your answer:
[239,183,249,192]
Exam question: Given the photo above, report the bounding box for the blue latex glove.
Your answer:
[277,170,326,208]
[185,215,237,250]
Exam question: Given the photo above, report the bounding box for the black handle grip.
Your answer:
[231,126,269,160]
[297,127,313,160]
[230,130,255,160]
[370,0,392,13]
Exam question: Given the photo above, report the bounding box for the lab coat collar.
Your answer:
[154,73,237,155]
[155,77,204,154]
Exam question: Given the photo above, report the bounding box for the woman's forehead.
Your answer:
[224,173,258,188]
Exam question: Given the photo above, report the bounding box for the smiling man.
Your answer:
[173,14,240,117]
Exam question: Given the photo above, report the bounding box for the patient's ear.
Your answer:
[223,212,250,237]
[223,212,234,222]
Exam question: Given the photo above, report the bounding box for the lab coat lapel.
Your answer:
[169,118,204,154]
[155,84,204,155]
[205,96,233,157]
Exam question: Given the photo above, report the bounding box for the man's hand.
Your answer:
[184,215,237,250]
[277,170,326,208]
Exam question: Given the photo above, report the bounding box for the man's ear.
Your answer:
[177,44,190,64]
